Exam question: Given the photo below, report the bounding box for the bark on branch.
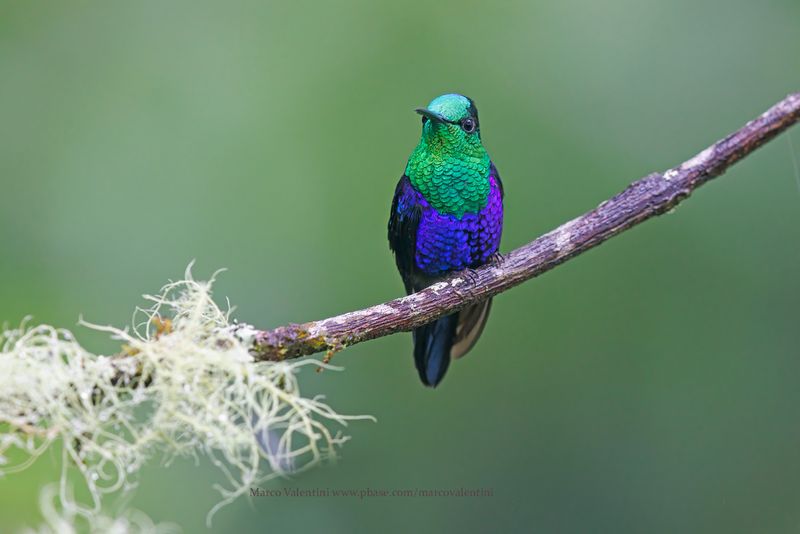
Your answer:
[243,93,800,362]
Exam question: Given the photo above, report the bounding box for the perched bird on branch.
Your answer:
[388,94,504,386]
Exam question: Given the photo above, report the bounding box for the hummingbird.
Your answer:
[388,94,504,387]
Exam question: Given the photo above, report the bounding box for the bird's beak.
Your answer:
[415,108,448,124]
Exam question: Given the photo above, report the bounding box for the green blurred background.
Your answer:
[1,0,799,532]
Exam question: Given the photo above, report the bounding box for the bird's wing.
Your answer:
[451,298,492,359]
[388,175,422,295]
[490,161,504,199]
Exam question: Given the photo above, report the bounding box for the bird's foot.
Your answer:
[461,267,480,285]
[489,251,506,266]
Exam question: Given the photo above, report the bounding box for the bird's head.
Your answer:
[414,93,484,156]
[405,93,492,215]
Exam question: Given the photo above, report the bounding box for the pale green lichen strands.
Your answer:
[0,267,373,527]
[405,94,491,218]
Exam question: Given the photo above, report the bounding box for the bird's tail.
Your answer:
[412,299,492,387]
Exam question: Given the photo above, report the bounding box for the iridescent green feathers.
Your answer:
[405,94,491,218]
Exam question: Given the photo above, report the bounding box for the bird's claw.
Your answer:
[489,251,505,266]
[462,268,480,285]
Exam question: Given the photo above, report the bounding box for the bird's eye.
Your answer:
[461,117,476,133]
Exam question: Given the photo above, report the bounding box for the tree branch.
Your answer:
[243,93,800,362]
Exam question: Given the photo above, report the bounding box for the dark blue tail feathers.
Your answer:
[413,313,459,387]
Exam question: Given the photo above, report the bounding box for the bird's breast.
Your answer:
[413,173,503,276]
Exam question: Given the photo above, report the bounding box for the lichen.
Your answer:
[21,485,177,534]
[0,266,373,526]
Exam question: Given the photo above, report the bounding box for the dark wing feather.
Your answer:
[490,162,504,199]
[451,299,492,359]
[388,175,422,294]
